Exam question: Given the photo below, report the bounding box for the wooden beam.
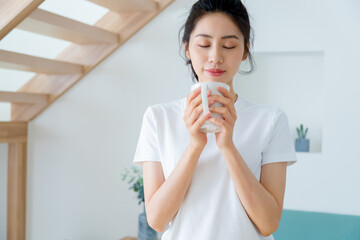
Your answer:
[0,50,83,74]
[0,121,27,143]
[7,142,28,240]
[17,9,119,44]
[0,0,45,40]
[11,0,174,121]
[87,0,158,13]
[0,91,49,104]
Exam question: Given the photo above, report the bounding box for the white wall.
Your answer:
[238,51,325,152]
[0,0,360,239]
[243,0,360,216]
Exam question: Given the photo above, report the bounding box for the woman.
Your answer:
[133,0,297,239]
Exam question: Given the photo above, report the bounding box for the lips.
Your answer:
[205,68,225,77]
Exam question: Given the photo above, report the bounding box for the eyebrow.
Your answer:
[195,34,240,40]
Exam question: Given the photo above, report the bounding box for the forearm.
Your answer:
[220,144,281,236]
[147,143,203,232]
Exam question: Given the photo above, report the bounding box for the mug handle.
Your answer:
[201,85,210,116]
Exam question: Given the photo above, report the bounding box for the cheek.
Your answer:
[231,51,244,65]
[226,53,244,74]
[191,47,207,61]
[189,47,206,70]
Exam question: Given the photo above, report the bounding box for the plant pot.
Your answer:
[138,205,157,240]
[295,138,310,152]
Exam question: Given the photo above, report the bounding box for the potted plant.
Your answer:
[121,166,157,240]
[295,124,309,152]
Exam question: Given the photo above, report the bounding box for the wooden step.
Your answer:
[17,9,119,44]
[0,49,83,74]
[0,121,27,143]
[0,91,49,104]
[0,0,44,40]
[87,0,158,13]
[11,0,174,122]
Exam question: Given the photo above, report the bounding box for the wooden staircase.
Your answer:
[0,0,174,239]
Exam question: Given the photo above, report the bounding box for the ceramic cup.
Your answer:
[190,82,230,133]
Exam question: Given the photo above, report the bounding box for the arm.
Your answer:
[142,143,204,232]
[220,144,287,236]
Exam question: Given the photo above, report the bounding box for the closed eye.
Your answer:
[198,45,236,49]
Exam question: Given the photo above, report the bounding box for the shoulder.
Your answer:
[238,96,279,117]
[144,97,186,120]
[237,96,288,127]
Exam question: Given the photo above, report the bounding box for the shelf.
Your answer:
[295,151,322,161]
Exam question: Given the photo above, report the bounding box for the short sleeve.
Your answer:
[261,107,297,166]
[133,106,161,166]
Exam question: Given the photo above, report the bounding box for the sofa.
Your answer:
[273,209,360,240]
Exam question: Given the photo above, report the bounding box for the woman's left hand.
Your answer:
[208,86,237,149]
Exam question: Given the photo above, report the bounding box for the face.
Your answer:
[185,12,249,84]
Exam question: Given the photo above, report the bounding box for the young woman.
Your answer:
[133,0,297,239]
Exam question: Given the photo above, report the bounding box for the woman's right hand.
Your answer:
[183,87,214,148]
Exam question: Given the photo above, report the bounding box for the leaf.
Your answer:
[304,128,308,138]
[128,176,135,184]
[122,166,144,202]
[121,174,127,181]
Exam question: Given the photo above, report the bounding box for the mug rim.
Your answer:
[190,82,230,91]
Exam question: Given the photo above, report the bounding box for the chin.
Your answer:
[199,76,226,83]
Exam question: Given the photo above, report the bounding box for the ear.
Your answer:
[184,43,191,59]
[242,41,250,61]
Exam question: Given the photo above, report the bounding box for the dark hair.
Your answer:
[179,0,256,82]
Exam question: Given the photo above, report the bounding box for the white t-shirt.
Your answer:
[133,94,297,240]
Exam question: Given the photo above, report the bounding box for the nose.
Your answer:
[208,46,223,65]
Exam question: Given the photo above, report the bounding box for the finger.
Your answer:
[185,96,214,127]
[186,86,201,107]
[187,87,212,107]
[217,86,234,102]
[208,116,228,129]
[185,90,201,121]
[208,95,236,117]
[189,96,214,125]
[194,111,212,130]
[208,94,231,106]
[189,103,204,125]
[186,89,212,117]
[209,107,235,123]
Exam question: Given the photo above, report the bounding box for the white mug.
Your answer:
[190,82,230,133]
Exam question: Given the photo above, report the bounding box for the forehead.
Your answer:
[191,12,243,39]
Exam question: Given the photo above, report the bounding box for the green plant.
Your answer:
[121,166,144,205]
[296,124,308,139]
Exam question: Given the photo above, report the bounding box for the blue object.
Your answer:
[273,209,360,240]
[295,138,309,152]
[138,206,157,240]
